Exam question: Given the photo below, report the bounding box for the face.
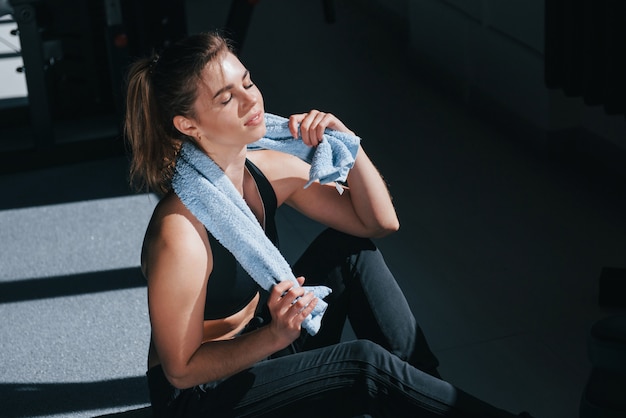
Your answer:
[184,52,265,148]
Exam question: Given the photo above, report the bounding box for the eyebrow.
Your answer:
[212,70,250,99]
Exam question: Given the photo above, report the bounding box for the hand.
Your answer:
[288,110,355,147]
[267,277,318,345]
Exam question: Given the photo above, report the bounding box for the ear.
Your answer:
[173,115,197,138]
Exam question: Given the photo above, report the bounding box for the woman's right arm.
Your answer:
[144,199,317,389]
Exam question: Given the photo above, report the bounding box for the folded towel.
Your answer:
[248,113,361,193]
[171,113,359,335]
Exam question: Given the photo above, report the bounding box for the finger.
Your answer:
[294,293,318,318]
[311,112,328,145]
[303,111,324,147]
[270,288,302,319]
[296,276,305,286]
[271,281,295,304]
[317,112,355,136]
[288,286,307,304]
[273,280,294,294]
[289,291,314,315]
[288,114,304,138]
[299,110,321,145]
[299,117,311,145]
[277,284,305,305]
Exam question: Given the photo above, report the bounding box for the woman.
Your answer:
[125,32,533,418]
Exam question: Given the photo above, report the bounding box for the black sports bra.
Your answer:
[203,159,278,320]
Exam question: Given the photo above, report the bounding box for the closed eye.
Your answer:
[218,71,253,105]
[244,72,254,89]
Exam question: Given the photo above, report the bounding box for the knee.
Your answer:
[342,339,389,366]
[338,340,404,400]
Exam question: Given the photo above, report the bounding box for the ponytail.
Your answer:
[124,57,179,195]
[124,32,232,195]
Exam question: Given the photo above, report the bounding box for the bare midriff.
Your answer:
[147,292,261,370]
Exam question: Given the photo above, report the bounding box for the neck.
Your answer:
[197,142,248,195]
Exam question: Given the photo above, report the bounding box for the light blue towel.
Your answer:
[171,113,360,335]
[248,113,361,193]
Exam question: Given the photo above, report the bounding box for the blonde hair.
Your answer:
[124,32,232,195]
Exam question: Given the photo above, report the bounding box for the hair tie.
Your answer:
[149,54,160,73]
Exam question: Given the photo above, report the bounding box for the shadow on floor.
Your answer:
[2,377,149,418]
[0,267,145,304]
[95,407,153,418]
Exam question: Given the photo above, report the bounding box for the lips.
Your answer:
[245,111,263,127]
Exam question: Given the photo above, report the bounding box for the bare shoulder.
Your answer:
[246,149,307,174]
[142,192,210,277]
[246,149,310,204]
[146,192,205,242]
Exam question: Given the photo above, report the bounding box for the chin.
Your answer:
[253,123,267,139]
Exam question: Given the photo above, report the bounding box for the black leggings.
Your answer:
[147,229,520,417]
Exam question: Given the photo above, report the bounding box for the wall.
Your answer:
[372,0,408,21]
[189,0,626,151]
[401,0,626,149]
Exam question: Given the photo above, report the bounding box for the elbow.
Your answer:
[381,220,400,237]
[388,218,400,234]
[163,354,224,390]
[164,370,191,390]
[169,379,188,390]
[373,206,400,237]
[162,363,196,390]
[369,217,400,238]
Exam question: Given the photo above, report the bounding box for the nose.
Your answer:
[240,88,258,111]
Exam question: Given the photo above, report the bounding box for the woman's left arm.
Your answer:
[341,144,400,236]
[284,110,400,238]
